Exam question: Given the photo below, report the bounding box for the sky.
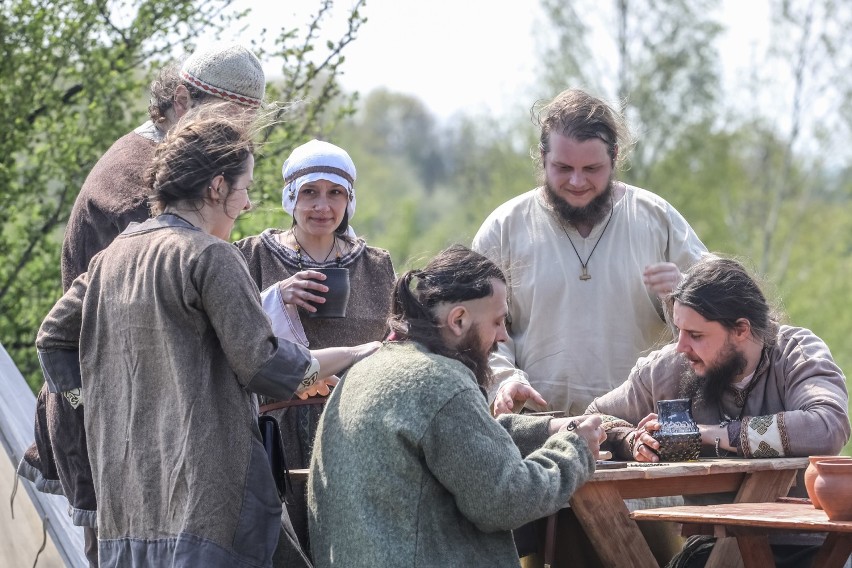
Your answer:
[201,0,771,120]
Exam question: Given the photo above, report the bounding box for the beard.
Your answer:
[455,323,497,389]
[679,339,748,407]
[543,174,614,229]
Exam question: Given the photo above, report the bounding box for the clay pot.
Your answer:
[649,398,701,462]
[813,458,852,521]
[804,455,848,509]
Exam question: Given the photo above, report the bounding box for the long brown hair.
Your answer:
[146,105,254,215]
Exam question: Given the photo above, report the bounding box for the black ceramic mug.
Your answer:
[307,267,351,318]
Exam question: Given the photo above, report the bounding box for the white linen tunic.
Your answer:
[472,184,707,413]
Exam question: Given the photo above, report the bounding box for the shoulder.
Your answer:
[233,229,275,254]
[472,188,539,251]
[772,325,837,365]
[631,343,685,381]
[366,342,477,392]
[621,183,678,214]
[479,189,539,226]
[359,244,395,272]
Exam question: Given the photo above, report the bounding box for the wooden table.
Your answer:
[630,501,852,568]
[554,457,809,568]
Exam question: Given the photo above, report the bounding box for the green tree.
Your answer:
[537,0,723,179]
[0,0,365,389]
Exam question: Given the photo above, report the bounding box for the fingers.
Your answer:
[528,388,548,407]
[492,392,513,416]
[279,271,330,310]
[636,413,658,429]
[632,430,660,463]
[642,262,681,294]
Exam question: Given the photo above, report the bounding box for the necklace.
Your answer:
[556,202,615,281]
[289,230,341,270]
[720,348,767,422]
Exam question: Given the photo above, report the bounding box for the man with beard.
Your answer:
[472,88,707,418]
[586,256,849,567]
[307,245,605,568]
[586,256,849,462]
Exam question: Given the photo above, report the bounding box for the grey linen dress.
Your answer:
[36,215,313,567]
[235,228,395,558]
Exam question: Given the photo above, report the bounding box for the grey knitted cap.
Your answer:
[180,43,265,108]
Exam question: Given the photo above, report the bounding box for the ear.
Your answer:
[732,318,752,342]
[173,84,193,119]
[208,174,227,202]
[444,305,469,338]
[611,144,619,166]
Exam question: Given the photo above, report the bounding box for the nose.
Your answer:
[569,170,585,187]
[243,196,252,211]
[496,321,509,343]
[675,331,690,354]
[312,195,330,210]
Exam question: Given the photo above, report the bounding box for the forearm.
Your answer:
[311,341,380,378]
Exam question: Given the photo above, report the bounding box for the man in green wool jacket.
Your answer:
[308,244,604,567]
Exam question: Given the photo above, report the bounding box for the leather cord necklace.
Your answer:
[290,230,341,270]
[557,201,615,281]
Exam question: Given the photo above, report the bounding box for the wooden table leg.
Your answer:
[705,469,798,568]
[811,533,852,568]
[735,535,774,568]
[570,482,658,568]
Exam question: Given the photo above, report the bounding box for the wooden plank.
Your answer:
[598,472,743,500]
[632,502,852,533]
[570,482,658,568]
[590,458,808,483]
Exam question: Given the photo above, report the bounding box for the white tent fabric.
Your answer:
[0,342,86,567]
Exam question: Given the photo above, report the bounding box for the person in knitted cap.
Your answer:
[19,43,265,568]
[235,139,396,563]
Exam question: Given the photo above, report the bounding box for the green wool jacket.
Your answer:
[308,341,596,567]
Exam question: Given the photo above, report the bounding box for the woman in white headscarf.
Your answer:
[235,139,395,562]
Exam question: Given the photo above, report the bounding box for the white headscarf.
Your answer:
[281,140,357,225]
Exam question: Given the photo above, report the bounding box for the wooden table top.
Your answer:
[289,457,809,485]
[589,456,809,481]
[631,501,852,533]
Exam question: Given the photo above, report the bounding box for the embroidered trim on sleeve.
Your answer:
[740,413,787,458]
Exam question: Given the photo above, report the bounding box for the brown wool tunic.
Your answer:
[235,228,395,555]
[21,127,158,530]
[36,215,313,567]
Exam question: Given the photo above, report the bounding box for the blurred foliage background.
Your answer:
[2,0,850,453]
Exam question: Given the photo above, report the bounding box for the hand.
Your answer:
[350,341,382,365]
[296,375,339,400]
[631,413,661,462]
[643,262,681,298]
[277,270,329,312]
[564,415,606,460]
[492,381,547,416]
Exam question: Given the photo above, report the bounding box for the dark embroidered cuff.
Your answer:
[37,349,81,393]
[247,339,312,401]
[727,420,742,448]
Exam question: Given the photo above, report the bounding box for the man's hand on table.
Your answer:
[629,412,662,462]
[492,380,547,416]
[552,414,606,460]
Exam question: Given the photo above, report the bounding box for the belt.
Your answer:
[259,397,328,414]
